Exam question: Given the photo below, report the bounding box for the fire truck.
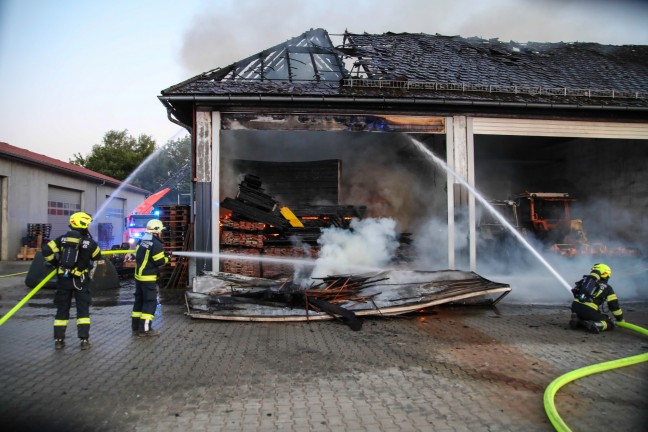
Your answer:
[123,188,170,245]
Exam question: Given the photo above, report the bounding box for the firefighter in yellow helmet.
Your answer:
[132,219,169,336]
[41,211,102,350]
[569,263,624,334]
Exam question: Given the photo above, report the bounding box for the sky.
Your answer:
[0,0,647,162]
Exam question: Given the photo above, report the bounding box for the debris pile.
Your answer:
[219,174,366,278]
[186,269,512,330]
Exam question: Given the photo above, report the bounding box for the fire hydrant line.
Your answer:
[543,321,648,432]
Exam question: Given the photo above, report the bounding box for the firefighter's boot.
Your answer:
[569,313,581,330]
[80,338,92,350]
[54,339,65,350]
[583,320,605,334]
[138,318,160,337]
[131,317,140,335]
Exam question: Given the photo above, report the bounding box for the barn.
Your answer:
[158,28,648,297]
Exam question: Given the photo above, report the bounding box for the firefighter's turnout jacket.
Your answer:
[134,233,169,282]
[572,275,624,322]
[42,228,101,277]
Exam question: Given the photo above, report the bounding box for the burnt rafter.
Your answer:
[204,28,348,83]
[160,28,648,118]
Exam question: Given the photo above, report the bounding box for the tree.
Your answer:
[71,130,156,182]
[135,135,192,198]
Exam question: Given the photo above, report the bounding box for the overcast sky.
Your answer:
[1,0,646,162]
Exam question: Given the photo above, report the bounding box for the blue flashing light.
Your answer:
[153,209,160,216]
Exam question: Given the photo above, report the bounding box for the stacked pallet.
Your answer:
[262,245,319,279]
[17,223,51,260]
[219,218,265,277]
[220,247,261,277]
[159,205,190,287]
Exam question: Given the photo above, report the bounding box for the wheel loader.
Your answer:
[478,192,641,257]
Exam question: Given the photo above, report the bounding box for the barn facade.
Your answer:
[159,29,648,289]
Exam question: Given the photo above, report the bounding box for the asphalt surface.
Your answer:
[0,260,647,432]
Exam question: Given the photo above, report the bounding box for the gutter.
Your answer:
[158,93,648,111]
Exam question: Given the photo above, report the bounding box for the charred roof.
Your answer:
[160,28,648,126]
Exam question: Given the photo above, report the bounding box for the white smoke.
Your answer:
[306,217,399,282]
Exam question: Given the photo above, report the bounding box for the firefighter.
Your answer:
[132,219,169,336]
[569,263,624,334]
[42,211,102,350]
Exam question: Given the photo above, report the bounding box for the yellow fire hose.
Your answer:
[0,269,57,326]
[544,321,648,432]
[0,272,29,278]
[0,250,135,326]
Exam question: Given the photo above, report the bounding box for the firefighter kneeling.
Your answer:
[132,219,169,337]
[569,263,624,334]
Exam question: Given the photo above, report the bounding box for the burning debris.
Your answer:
[189,173,512,329]
[186,270,511,330]
[218,174,408,278]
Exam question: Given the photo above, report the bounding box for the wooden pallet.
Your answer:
[17,246,37,260]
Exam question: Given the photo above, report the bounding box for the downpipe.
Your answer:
[0,250,135,326]
[544,321,648,432]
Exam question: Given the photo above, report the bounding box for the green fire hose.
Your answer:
[544,321,648,432]
[0,250,135,326]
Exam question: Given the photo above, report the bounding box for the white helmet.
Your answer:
[145,219,165,234]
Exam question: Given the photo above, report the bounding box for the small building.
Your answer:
[158,28,648,284]
[0,142,149,260]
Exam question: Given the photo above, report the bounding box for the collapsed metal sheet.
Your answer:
[185,269,511,323]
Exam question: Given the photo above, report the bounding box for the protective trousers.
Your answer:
[53,276,91,340]
[132,280,158,332]
[571,301,614,331]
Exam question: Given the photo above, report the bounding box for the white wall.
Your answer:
[0,158,147,260]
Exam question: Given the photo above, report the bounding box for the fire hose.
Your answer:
[0,250,134,326]
[544,321,648,432]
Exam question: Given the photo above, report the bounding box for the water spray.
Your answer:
[94,128,187,219]
[173,251,385,274]
[408,137,572,292]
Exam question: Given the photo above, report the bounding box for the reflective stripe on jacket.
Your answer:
[134,234,169,282]
[573,280,623,321]
[41,229,101,276]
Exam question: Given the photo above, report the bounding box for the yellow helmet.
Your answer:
[591,263,611,279]
[146,219,165,234]
[69,212,92,229]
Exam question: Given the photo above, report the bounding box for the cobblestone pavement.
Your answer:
[1,261,647,432]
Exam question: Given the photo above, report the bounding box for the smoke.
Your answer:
[306,217,399,282]
[220,131,443,232]
[180,0,648,75]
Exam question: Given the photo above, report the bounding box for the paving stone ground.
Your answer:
[1,260,647,432]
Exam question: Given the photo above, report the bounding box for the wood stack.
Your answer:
[219,175,367,279]
[159,205,190,287]
[17,223,49,260]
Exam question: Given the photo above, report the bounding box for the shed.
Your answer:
[158,28,648,286]
[0,142,149,259]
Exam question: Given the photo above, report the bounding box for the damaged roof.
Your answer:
[160,28,648,123]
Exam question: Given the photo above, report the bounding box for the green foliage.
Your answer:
[70,130,156,181]
[70,130,191,201]
[136,135,192,199]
